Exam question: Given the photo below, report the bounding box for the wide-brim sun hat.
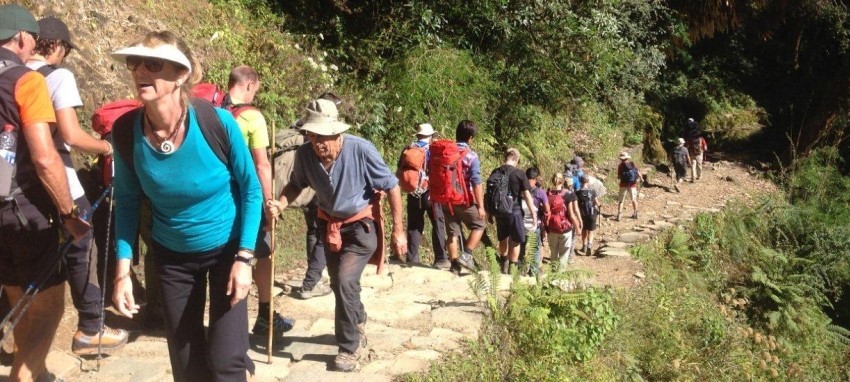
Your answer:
[618,151,630,160]
[0,4,39,41]
[677,137,686,145]
[415,123,435,136]
[110,43,192,73]
[299,99,350,136]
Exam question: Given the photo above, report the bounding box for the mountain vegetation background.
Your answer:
[13,0,850,379]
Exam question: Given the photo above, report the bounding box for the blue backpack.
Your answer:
[619,162,639,184]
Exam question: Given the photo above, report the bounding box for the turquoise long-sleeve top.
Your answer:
[113,105,262,260]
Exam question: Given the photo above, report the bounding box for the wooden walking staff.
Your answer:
[268,120,276,364]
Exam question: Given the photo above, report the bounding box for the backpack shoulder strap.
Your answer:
[111,108,143,176]
[191,98,231,167]
[36,64,57,78]
[230,104,258,120]
[0,60,20,77]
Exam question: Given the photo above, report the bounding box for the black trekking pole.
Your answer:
[0,185,113,347]
[95,185,114,370]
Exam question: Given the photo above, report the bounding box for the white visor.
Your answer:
[110,43,192,73]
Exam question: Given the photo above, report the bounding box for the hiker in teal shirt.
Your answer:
[110,31,261,382]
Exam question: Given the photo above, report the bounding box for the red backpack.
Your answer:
[546,189,572,234]
[427,140,470,209]
[91,99,143,186]
[191,83,225,107]
[91,99,143,137]
[396,143,428,195]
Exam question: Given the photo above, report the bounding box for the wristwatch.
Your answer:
[234,253,257,267]
[60,204,81,220]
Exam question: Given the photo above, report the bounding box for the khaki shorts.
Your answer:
[618,186,638,203]
[441,203,486,239]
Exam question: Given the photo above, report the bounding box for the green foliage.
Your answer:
[372,46,495,151]
[183,0,335,126]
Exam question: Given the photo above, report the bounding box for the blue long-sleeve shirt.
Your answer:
[289,134,397,219]
[113,106,262,260]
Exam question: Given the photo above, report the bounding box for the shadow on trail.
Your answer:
[248,333,337,363]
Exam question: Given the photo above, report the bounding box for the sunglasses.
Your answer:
[125,56,164,72]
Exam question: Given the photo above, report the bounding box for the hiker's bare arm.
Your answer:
[523,190,537,227]
[112,259,139,318]
[24,121,74,213]
[388,185,408,255]
[473,183,485,218]
[267,183,303,217]
[55,108,111,155]
[569,201,582,231]
[26,122,91,241]
[251,146,273,226]
[250,147,273,200]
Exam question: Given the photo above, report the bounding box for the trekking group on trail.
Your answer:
[0,4,712,381]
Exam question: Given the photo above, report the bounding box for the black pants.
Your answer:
[153,241,254,382]
[301,205,326,291]
[405,192,447,264]
[64,195,103,333]
[319,218,376,353]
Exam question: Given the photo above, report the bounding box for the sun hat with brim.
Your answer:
[110,43,192,73]
[415,123,435,136]
[0,4,39,41]
[300,99,350,136]
[677,138,686,145]
[37,16,75,49]
[618,151,630,160]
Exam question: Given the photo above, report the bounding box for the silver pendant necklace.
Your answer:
[146,107,186,154]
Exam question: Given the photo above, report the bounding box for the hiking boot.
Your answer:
[615,214,621,222]
[586,244,593,256]
[500,256,510,274]
[434,259,452,270]
[632,212,638,220]
[297,284,332,300]
[334,349,361,372]
[252,311,295,337]
[449,261,461,276]
[71,326,129,355]
[456,252,476,272]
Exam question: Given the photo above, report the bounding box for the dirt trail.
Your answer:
[569,150,778,289]
[0,151,778,381]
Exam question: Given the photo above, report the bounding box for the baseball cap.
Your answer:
[37,16,75,49]
[0,4,39,41]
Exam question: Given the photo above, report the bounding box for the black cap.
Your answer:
[37,16,75,49]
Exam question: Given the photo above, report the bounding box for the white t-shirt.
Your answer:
[25,61,85,200]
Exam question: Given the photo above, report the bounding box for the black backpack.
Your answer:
[673,146,689,168]
[576,189,597,217]
[485,167,514,216]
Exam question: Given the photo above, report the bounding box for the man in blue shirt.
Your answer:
[268,99,407,372]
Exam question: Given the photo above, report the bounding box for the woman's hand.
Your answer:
[227,253,253,307]
[112,260,139,318]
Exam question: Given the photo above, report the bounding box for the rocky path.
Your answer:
[0,152,777,381]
